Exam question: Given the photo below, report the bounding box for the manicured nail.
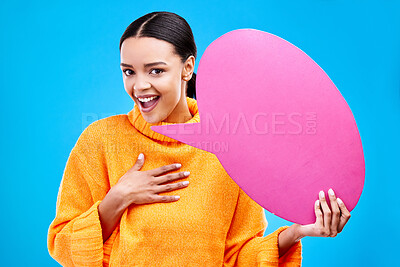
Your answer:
[337,198,343,205]
[328,188,335,196]
[184,171,190,176]
[315,200,320,206]
[319,190,325,199]
[175,196,180,200]
[182,181,189,186]
[176,163,182,168]
[138,153,144,160]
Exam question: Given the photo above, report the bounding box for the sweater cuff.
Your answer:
[103,224,120,266]
[71,200,103,267]
[257,226,302,266]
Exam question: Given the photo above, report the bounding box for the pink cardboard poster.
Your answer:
[152,29,365,224]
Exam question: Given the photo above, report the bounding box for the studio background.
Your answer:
[1,0,399,266]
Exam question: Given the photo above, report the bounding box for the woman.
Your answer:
[47,11,351,266]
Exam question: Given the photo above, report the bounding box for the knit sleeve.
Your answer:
[224,188,302,266]
[47,126,112,267]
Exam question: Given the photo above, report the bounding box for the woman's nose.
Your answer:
[133,76,151,91]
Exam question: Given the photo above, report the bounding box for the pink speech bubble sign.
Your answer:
[151,29,365,225]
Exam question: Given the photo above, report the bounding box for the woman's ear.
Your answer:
[182,55,195,81]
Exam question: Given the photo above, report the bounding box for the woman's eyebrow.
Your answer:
[120,62,167,68]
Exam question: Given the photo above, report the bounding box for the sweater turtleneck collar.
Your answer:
[127,96,200,143]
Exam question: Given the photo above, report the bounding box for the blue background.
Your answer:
[1,0,399,266]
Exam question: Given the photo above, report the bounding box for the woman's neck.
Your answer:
[163,97,194,123]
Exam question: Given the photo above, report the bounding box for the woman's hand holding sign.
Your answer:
[278,188,351,257]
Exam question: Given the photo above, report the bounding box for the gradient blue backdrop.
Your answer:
[1,0,399,266]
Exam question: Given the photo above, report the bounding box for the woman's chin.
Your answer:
[142,114,163,124]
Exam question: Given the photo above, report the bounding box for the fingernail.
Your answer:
[176,163,182,168]
[328,188,335,196]
[182,181,189,186]
[319,190,325,199]
[337,198,343,205]
[184,171,190,176]
[175,196,180,200]
[315,200,320,206]
[138,153,144,160]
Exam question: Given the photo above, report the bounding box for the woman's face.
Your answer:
[120,37,194,124]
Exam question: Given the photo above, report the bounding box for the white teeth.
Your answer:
[137,96,158,102]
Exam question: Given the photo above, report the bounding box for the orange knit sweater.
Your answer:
[47,97,302,266]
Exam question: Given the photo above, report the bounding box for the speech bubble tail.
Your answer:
[151,123,211,151]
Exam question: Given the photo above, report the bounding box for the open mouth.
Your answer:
[137,95,161,113]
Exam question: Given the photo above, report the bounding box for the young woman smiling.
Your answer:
[47,11,351,266]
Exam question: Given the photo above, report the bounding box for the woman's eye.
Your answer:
[123,69,134,76]
[150,69,164,75]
